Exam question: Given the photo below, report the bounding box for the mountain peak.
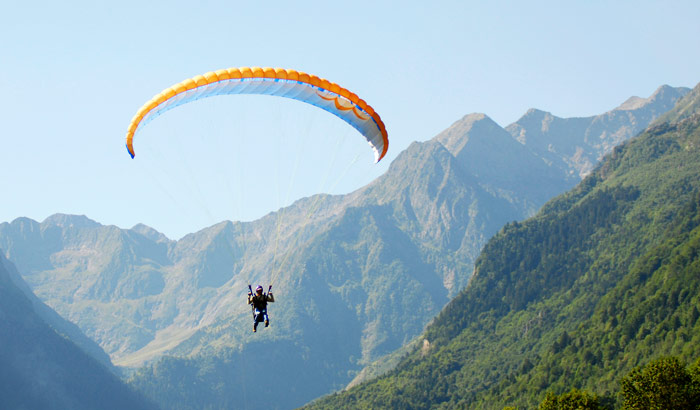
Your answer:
[616,84,690,111]
[516,108,555,124]
[435,113,505,156]
[131,223,170,242]
[458,112,488,124]
[522,108,551,118]
[42,214,100,229]
[508,109,558,145]
[616,96,647,111]
[652,82,700,124]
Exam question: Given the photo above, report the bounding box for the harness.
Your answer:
[248,285,272,323]
[251,294,268,311]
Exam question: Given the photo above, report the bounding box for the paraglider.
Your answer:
[248,285,274,332]
[125,67,388,162]
[125,67,388,333]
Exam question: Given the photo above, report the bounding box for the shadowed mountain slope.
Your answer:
[0,253,158,410]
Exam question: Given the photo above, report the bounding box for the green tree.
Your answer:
[619,356,700,409]
[538,388,604,410]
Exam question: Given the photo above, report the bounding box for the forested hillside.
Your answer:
[304,86,700,409]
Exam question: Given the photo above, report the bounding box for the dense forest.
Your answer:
[303,102,700,407]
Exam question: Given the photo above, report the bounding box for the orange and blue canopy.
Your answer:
[125,67,388,162]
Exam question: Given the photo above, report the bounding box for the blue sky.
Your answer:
[2,0,699,239]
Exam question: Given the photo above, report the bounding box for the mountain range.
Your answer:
[0,84,689,409]
[304,83,700,409]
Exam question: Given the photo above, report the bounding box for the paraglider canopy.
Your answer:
[125,67,388,162]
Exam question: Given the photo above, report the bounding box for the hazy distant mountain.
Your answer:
[506,84,688,179]
[0,253,157,410]
[0,233,113,370]
[304,83,700,409]
[433,112,575,214]
[0,85,687,409]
